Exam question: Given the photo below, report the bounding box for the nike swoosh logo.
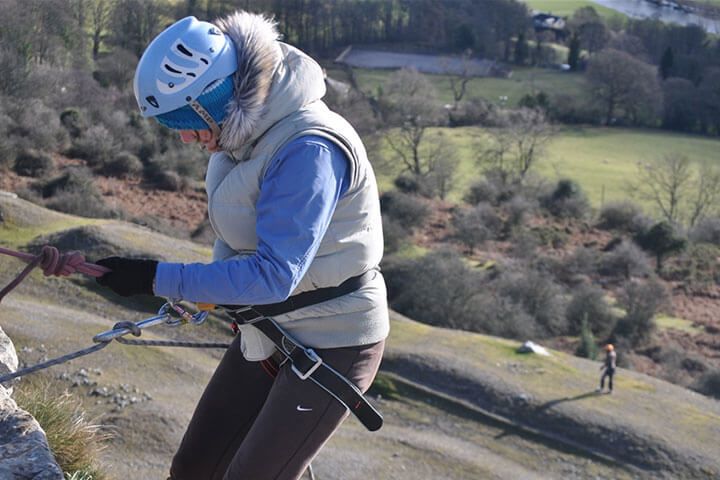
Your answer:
[296,405,313,412]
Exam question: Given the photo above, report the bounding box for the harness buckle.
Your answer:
[291,348,323,380]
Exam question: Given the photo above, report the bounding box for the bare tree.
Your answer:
[636,154,692,225]
[381,68,445,180]
[688,164,720,227]
[90,0,113,60]
[423,136,459,199]
[635,154,720,227]
[448,49,473,110]
[479,108,554,184]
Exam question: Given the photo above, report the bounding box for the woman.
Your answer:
[95,11,388,480]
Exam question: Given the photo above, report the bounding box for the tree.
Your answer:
[381,68,446,193]
[612,279,667,347]
[514,33,528,65]
[89,0,113,60]
[576,316,599,360]
[570,6,609,54]
[567,32,581,71]
[448,49,473,110]
[635,154,720,227]
[587,49,663,125]
[662,77,701,132]
[452,203,502,253]
[659,46,674,80]
[479,108,554,184]
[635,221,686,272]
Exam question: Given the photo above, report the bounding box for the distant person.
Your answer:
[599,344,617,394]
[93,11,388,480]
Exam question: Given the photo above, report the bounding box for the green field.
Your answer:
[522,0,622,17]
[373,126,720,210]
[327,67,587,106]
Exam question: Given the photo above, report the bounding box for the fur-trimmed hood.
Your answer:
[214,11,327,153]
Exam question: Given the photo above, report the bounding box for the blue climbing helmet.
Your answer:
[133,16,238,132]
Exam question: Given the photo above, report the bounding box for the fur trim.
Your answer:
[214,11,281,151]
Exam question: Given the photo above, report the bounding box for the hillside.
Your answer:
[2,195,719,479]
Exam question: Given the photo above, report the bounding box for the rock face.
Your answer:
[0,327,63,479]
[0,325,19,395]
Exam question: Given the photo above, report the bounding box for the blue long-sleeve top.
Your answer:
[154,135,350,304]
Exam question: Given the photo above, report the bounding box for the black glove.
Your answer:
[95,257,158,297]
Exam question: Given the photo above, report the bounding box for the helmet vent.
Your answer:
[146,96,159,108]
[177,43,193,57]
[164,64,182,74]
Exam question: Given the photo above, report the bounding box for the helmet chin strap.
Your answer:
[188,99,222,139]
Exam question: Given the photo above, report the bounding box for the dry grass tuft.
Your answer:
[15,379,111,479]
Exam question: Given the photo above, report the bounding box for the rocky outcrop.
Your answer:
[0,325,18,395]
[0,326,63,479]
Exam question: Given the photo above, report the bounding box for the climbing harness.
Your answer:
[0,246,382,431]
[223,269,384,432]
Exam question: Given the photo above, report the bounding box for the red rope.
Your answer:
[0,245,110,303]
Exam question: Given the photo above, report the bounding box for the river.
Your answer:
[591,0,719,34]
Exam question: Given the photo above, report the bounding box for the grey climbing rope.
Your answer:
[0,301,230,385]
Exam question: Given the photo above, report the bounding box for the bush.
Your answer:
[148,169,183,192]
[635,221,687,272]
[14,99,68,152]
[464,170,516,206]
[380,191,430,231]
[147,143,209,180]
[384,249,486,331]
[505,195,536,229]
[448,97,495,127]
[530,225,568,249]
[36,167,122,219]
[566,284,616,337]
[669,243,720,286]
[597,201,645,232]
[464,179,499,205]
[598,240,651,279]
[576,316,599,360]
[612,279,668,347]
[393,174,421,194]
[466,292,538,339]
[13,149,53,177]
[553,247,599,284]
[60,108,85,138]
[69,125,118,167]
[452,203,503,252]
[45,190,123,219]
[548,93,601,124]
[37,167,96,199]
[692,371,720,399]
[690,217,720,246]
[541,179,590,219]
[382,216,409,255]
[102,151,143,178]
[496,269,568,337]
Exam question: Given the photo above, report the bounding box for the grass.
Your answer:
[537,127,720,208]
[521,0,624,18]
[656,314,703,335]
[372,126,720,208]
[15,378,110,479]
[329,66,588,106]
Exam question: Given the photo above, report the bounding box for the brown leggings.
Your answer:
[169,335,385,480]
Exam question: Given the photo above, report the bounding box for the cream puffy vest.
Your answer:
[205,43,388,360]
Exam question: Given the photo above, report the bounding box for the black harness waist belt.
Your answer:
[224,270,383,432]
[223,270,375,320]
